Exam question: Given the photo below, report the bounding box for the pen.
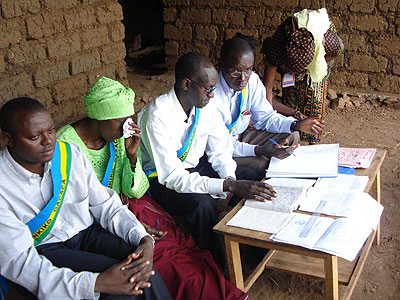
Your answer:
[268,138,296,156]
[156,218,165,239]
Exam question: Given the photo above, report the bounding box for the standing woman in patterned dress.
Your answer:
[262,8,344,144]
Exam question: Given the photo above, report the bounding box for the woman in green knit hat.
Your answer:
[57,76,249,300]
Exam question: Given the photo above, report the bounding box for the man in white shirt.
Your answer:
[0,97,171,300]
[138,53,277,274]
[213,36,325,177]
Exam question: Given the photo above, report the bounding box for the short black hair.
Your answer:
[175,52,214,84]
[220,35,254,64]
[0,97,46,132]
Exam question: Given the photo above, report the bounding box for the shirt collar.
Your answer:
[218,71,241,99]
[169,87,197,122]
[3,147,51,181]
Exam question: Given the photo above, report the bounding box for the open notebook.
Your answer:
[265,144,339,178]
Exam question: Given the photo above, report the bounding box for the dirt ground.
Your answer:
[128,71,400,300]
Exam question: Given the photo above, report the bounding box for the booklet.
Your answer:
[338,148,376,168]
[265,144,339,178]
[271,213,374,261]
[226,178,315,234]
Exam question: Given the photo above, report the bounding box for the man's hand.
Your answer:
[297,116,325,135]
[124,121,142,166]
[223,179,278,202]
[140,221,167,241]
[255,139,299,159]
[94,254,154,296]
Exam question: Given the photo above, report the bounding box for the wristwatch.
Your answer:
[290,120,298,132]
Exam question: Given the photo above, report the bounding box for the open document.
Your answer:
[227,178,315,234]
[265,144,339,178]
[339,148,376,168]
[271,213,374,261]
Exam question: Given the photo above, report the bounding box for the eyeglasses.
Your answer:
[189,79,216,95]
[229,69,252,78]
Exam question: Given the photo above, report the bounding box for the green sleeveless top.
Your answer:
[56,124,149,199]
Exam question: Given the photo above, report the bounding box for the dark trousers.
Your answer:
[148,155,261,276]
[34,223,171,300]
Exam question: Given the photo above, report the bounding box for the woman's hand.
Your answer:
[124,120,141,165]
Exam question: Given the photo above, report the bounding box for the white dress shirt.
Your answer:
[138,87,236,198]
[213,71,296,157]
[0,144,150,300]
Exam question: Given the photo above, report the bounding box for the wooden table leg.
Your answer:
[324,255,339,300]
[374,169,381,245]
[224,236,244,290]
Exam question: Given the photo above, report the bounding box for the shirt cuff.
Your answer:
[284,117,297,133]
[243,144,257,157]
[207,178,226,198]
[81,271,101,300]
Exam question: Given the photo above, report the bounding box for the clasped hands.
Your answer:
[94,236,155,296]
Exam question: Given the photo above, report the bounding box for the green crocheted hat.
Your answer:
[84,77,135,120]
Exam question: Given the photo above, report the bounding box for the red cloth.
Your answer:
[126,193,249,300]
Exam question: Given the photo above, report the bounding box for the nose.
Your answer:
[41,133,52,145]
[208,90,215,98]
[240,72,246,81]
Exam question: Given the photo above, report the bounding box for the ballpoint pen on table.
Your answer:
[268,138,296,156]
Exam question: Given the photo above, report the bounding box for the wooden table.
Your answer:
[214,149,386,300]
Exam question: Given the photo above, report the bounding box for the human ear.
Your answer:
[1,131,12,147]
[182,78,191,91]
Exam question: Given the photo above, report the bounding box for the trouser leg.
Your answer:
[36,223,171,300]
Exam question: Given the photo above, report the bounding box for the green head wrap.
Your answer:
[84,77,135,120]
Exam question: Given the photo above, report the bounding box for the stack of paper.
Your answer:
[339,148,376,168]
[265,144,339,178]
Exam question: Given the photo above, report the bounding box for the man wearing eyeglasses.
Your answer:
[213,35,325,177]
[138,52,278,276]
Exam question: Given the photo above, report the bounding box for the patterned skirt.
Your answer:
[282,74,329,144]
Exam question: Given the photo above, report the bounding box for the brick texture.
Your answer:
[0,0,127,128]
[163,0,400,95]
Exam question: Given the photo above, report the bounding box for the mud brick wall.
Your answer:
[0,0,127,128]
[163,0,400,96]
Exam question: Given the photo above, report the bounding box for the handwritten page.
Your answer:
[266,144,339,178]
[226,207,291,234]
[339,148,376,168]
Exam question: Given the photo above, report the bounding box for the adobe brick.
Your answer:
[26,12,67,39]
[165,41,179,56]
[6,42,47,67]
[378,0,398,12]
[340,34,366,52]
[370,73,400,94]
[34,61,70,88]
[96,1,123,24]
[192,0,225,5]
[374,39,400,56]
[162,0,190,5]
[329,71,369,90]
[180,9,211,24]
[393,57,400,75]
[30,87,54,108]
[164,24,182,40]
[182,26,193,41]
[350,15,387,31]
[0,19,22,48]
[163,8,178,23]
[109,22,125,42]
[42,0,79,9]
[212,9,228,25]
[0,74,33,102]
[350,54,388,73]
[51,74,88,104]
[165,56,179,70]
[87,65,117,86]
[0,53,5,73]
[349,0,374,13]
[229,10,245,26]
[100,42,126,64]
[1,0,23,18]
[262,0,299,7]
[115,61,128,82]
[70,51,101,75]
[47,33,81,60]
[194,25,217,41]
[81,26,110,51]
[246,9,265,27]
[64,7,97,30]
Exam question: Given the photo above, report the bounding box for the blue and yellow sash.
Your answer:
[226,87,245,134]
[26,141,72,246]
[0,141,72,299]
[101,140,119,188]
[145,107,200,179]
